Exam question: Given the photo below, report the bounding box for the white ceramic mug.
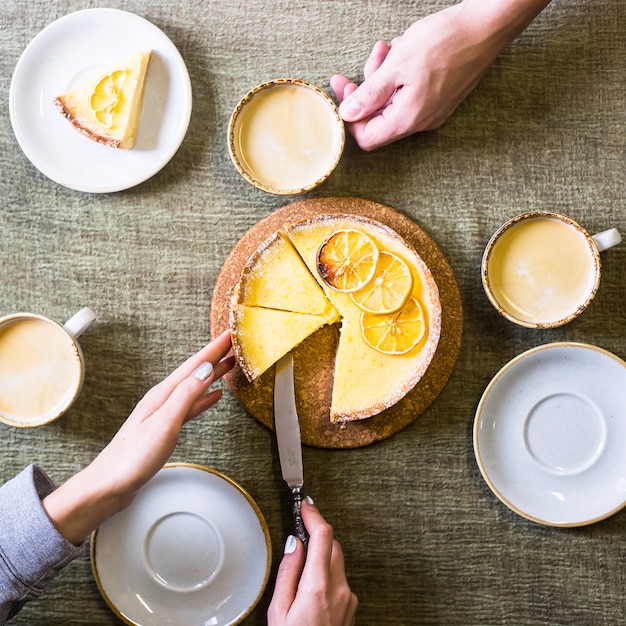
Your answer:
[0,307,96,427]
[482,212,621,328]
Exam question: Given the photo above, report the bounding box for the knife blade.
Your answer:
[274,352,309,548]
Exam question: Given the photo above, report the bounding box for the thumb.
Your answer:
[338,68,396,122]
[267,535,305,621]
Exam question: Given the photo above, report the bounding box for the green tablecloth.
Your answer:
[1,0,625,624]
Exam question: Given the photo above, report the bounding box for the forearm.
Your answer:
[42,339,232,547]
[459,0,552,58]
[42,464,121,546]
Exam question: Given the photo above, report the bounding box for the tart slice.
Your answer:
[237,231,336,316]
[231,304,340,380]
[54,50,151,149]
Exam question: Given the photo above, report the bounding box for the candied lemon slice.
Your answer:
[89,69,129,129]
[350,251,413,314]
[361,297,426,355]
[316,229,379,292]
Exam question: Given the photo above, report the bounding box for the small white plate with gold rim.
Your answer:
[90,463,272,626]
[9,8,192,193]
[474,342,626,527]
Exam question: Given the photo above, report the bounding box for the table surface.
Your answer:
[1,1,625,624]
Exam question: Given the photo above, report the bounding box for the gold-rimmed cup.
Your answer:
[481,212,621,328]
[0,307,95,427]
[228,78,345,196]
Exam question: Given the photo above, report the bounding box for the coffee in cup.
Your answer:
[228,78,345,195]
[482,212,621,328]
[0,307,96,427]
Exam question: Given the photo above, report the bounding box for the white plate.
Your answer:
[91,464,272,626]
[9,8,192,193]
[474,342,626,527]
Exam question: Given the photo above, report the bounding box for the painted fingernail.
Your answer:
[193,362,213,381]
[340,97,362,118]
[284,535,297,554]
[305,495,315,505]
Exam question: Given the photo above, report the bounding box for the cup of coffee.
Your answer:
[482,212,621,328]
[228,78,345,195]
[0,307,96,427]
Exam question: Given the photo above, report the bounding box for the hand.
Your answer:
[268,499,357,626]
[331,0,551,150]
[43,330,235,544]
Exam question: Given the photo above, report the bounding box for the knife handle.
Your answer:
[291,487,309,550]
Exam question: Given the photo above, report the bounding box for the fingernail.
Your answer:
[284,535,297,554]
[193,362,213,381]
[305,495,315,505]
[340,97,362,118]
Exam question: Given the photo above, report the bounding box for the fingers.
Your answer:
[343,82,359,101]
[363,39,390,79]
[267,535,306,622]
[344,84,423,151]
[299,499,334,580]
[213,354,236,381]
[181,353,235,422]
[135,330,233,413]
[183,387,223,424]
[346,592,359,626]
[302,501,357,626]
[331,40,399,150]
[327,538,358,626]
[338,63,396,123]
[166,329,233,388]
[330,74,351,102]
[267,501,356,626]
[146,359,218,426]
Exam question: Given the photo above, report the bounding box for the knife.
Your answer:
[274,352,309,549]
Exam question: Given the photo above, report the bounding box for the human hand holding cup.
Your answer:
[481,212,621,328]
[0,307,96,427]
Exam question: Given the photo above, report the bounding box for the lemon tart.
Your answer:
[237,231,336,317]
[231,302,340,381]
[230,214,441,423]
[54,50,151,149]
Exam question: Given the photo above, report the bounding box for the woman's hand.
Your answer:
[43,330,235,544]
[268,499,357,626]
[331,0,551,150]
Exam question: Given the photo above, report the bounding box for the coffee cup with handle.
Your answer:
[0,307,96,427]
[481,212,621,328]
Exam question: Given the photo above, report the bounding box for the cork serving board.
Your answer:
[210,197,463,448]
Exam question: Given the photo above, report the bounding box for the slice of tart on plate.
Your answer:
[54,50,151,149]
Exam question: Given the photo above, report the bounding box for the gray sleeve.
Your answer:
[0,465,84,623]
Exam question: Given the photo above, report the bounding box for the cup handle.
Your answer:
[64,307,96,338]
[592,228,622,252]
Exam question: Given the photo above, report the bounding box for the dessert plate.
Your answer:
[474,342,626,527]
[9,8,192,192]
[90,464,271,626]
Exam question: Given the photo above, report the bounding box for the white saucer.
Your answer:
[91,464,272,625]
[474,342,626,527]
[9,8,192,193]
